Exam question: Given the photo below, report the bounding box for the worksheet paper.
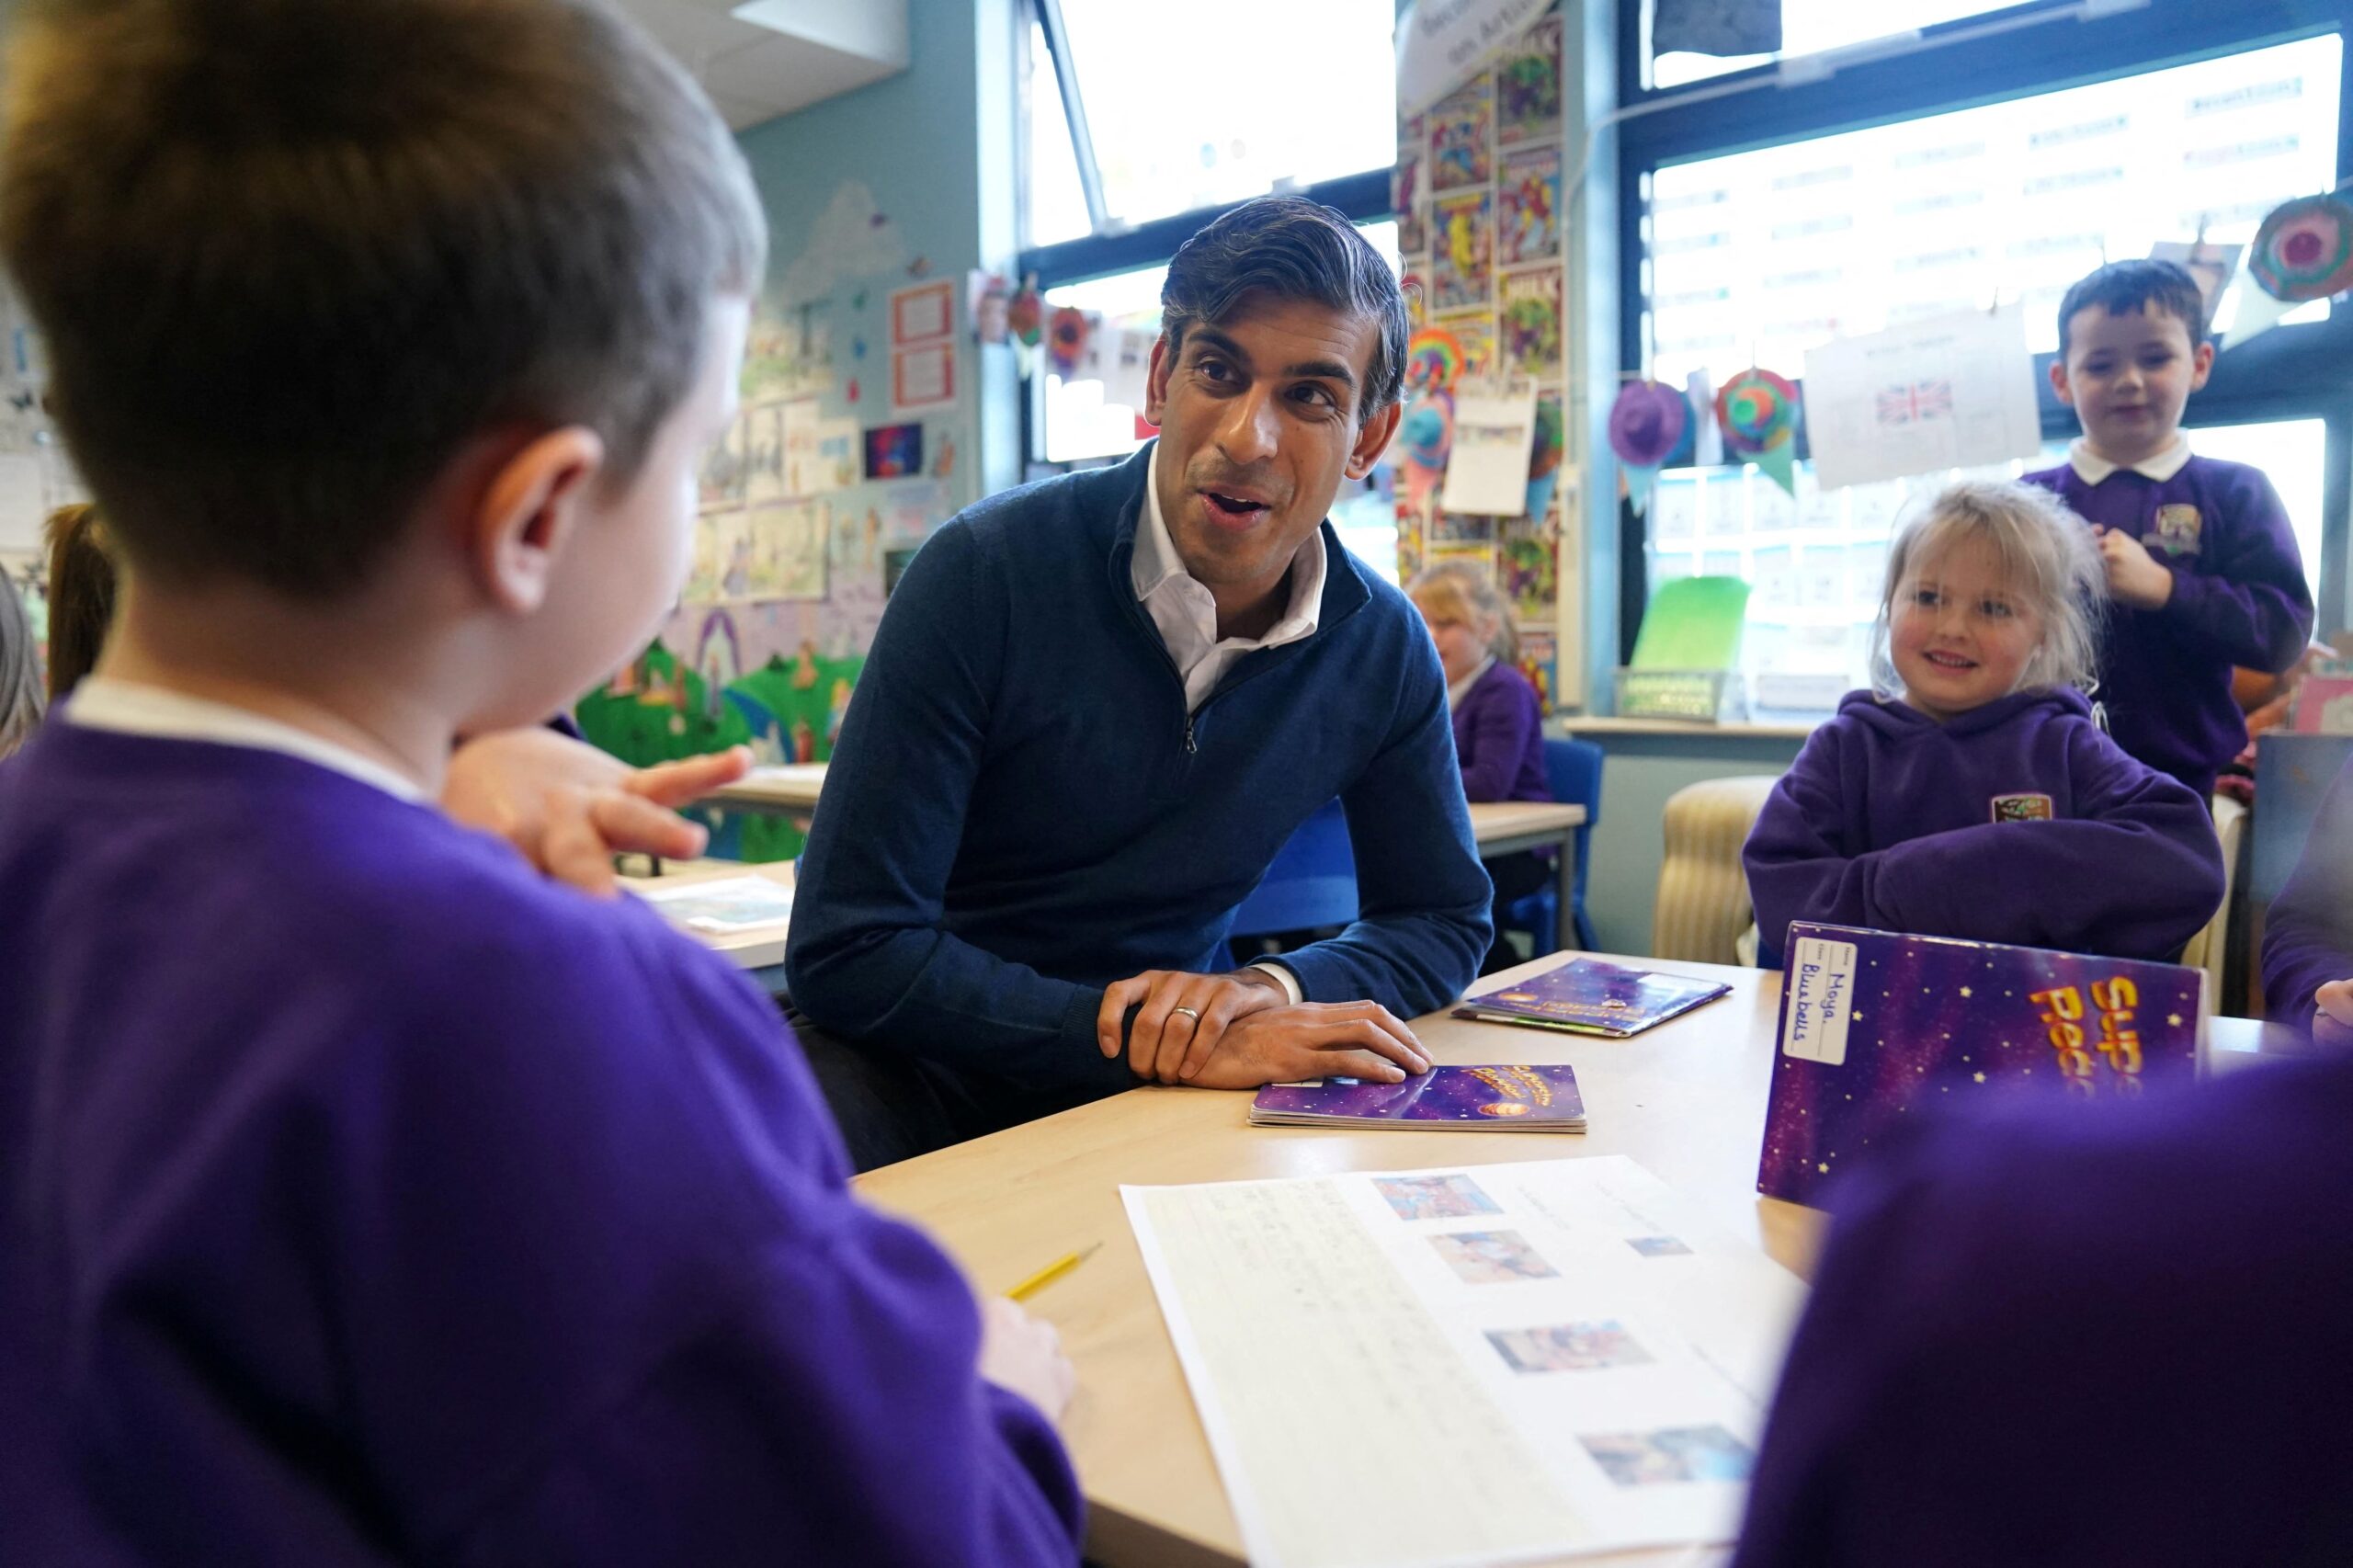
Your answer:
[631,875,794,933]
[1801,303,2041,492]
[1122,1156,1804,1568]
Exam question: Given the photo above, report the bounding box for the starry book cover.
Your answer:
[1250,1064,1586,1131]
[1452,957,1732,1038]
[1758,923,2202,1208]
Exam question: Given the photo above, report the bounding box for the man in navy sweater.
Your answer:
[786,199,1492,1167]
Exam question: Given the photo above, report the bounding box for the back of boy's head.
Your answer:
[1873,479,2105,698]
[2056,259,2206,358]
[0,0,767,600]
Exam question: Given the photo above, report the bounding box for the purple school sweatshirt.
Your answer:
[2023,454,2313,798]
[0,722,1083,1567]
[1744,687,2222,969]
[1451,659,1552,803]
[1732,1051,2353,1568]
[2263,755,2353,1033]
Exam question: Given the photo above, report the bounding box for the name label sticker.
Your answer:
[1783,936,1859,1066]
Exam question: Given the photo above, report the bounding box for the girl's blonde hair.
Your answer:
[1869,478,2105,699]
[1407,561,1519,663]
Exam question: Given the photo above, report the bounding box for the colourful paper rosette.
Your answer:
[1404,325,1469,394]
[1714,368,1801,496]
[2249,194,2353,303]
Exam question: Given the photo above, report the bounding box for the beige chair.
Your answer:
[2180,793,2247,1015]
[1652,775,1782,964]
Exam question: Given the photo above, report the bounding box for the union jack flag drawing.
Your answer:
[1876,379,1955,425]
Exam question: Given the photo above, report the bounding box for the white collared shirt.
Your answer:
[1132,445,1321,1004]
[63,677,427,801]
[2067,434,2192,485]
[1132,443,1326,713]
[1446,655,1496,711]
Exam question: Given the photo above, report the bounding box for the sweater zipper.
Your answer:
[1184,714,1196,754]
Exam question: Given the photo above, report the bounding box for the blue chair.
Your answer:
[1228,799,1358,939]
[1500,739,1603,956]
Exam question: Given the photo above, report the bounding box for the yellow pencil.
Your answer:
[1008,1241,1102,1301]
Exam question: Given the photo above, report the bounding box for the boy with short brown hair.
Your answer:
[0,2,1081,1562]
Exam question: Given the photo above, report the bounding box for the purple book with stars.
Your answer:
[1758,923,2203,1208]
[1250,1064,1586,1131]
[1451,957,1732,1038]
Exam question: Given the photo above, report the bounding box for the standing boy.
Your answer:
[2023,259,2313,800]
[0,2,1081,1563]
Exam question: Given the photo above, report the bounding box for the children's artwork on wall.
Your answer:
[1431,190,1495,315]
[1516,627,1557,710]
[1713,368,1802,498]
[1528,391,1568,520]
[1405,325,1470,394]
[1502,528,1558,624]
[891,342,955,415]
[709,508,754,599]
[1443,382,1540,517]
[1046,307,1093,377]
[742,403,787,501]
[1431,511,1495,543]
[1801,305,2038,491]
[1397,387,1455,516]
[1450,316,1497,378]
[1427,541,1498,582]
[699,419,746,509]
[2147,239,2244,321]
[745,501,827,601]
[890,278,955,346]
[778,181,906,307]
[813,417,860,493]
[1496,15,1563,144]
[1428,74,1494,192]
[1497,145,1561,267]
[1498,267,1563,380]
[864,421,923,479]
[742,307,832,404]
[2226,192,2353,347]
[968,270,1011,344]
[1392,148,1424,229]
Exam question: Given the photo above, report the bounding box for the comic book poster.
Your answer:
[1428,74,1493,192]
[1500,525,1558,620]
[1496,15,1563,145]
[1497,144,1562,267]
[1499,267,1563,381]
[1431,190,1494,316]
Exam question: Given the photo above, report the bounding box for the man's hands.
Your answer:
[1097,967,1431,1088]
[442,728,752,895]
[2092,526,2175,610]
[2314,978,2353,1051]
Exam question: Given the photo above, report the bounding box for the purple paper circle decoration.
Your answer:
[1608,380,1688,469]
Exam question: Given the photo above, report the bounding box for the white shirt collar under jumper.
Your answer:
[1447,655,1496,710]
[63,677,428,801]
[1131,442,1326,713]
[2067,434,2191,485]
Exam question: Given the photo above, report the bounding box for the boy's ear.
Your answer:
[2188,338,2216,392]
[469,428,607,615]
[2048,358,2076,407]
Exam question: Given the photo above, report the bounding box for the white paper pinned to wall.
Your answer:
[1802,304,2042,492]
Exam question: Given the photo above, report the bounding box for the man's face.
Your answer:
[1143,293,1398,601]
[2050,301,2211,466]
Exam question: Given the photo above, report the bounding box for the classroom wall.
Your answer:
[1580,733,1805,957]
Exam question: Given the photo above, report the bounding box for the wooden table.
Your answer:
[617,858,794,991]
[856,955,2280,1568]
[709,763,1590,949]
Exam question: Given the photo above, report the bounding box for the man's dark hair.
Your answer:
[0,0,767,598]
[2056,259,2208,358]
[1159,197,1408,417]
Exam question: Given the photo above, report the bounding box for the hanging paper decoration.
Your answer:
[1404,325,1469,393]
[1396,387,1454,516]
[1608,380,1688,517]
[1004,276,1045,379]
[2226,192,2353,348]
[1525,393,1566,522]
[1715,368,1801,497]
[1045,307,1092,378]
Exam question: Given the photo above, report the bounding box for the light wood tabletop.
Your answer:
[617,858,794,979]
[854,955,2280,1568]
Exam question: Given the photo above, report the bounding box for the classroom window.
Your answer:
[1027,0,1395,237]
[1643,34,2345,394]
[1644,1,2065,89]
[1024,19,1092,250]
[1648,415,2336,713]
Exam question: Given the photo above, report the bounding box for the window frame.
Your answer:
[1617,0,2353,637]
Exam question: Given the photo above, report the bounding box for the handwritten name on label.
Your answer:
[1782,937,1859,1066]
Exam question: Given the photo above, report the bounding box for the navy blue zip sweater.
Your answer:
[784,442,1491,1101]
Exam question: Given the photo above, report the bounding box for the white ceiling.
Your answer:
[612,0,910,131]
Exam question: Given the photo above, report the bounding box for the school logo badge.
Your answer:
[2147,504,2202,556]
[1990,792,2053,824]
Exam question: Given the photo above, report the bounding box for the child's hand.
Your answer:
[442,727,752,894]
[978,1297,1076,1424]
[2091,526,2176,610]
[2314,979,2353,1051]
